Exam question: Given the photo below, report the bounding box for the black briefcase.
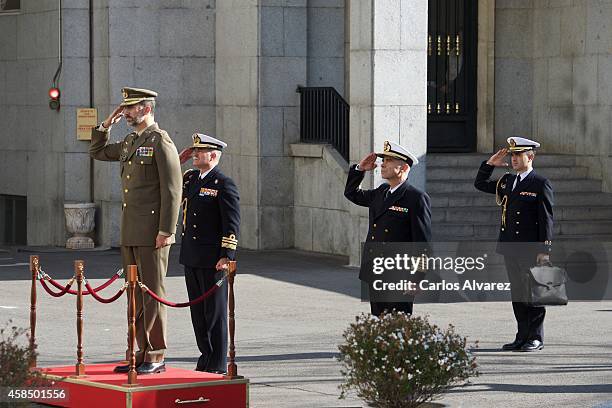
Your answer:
[528,264,568,306]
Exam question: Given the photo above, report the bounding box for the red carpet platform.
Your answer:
[32,363,249,407]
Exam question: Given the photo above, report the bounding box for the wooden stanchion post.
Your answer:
[29,255,38,369]
[127,265,138,385]
[75,261,85,377]
[226,261,242,379]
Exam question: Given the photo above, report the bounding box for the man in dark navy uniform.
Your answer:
[345,141,432,316]
[178,133,240,373]
[474,136,554,352]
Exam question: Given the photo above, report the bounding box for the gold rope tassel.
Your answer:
[181,198,188,229]
[495,175,509,229]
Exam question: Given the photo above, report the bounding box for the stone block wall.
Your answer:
[92,0,216,246]
[290,143,352,256]
[307,0,345,96]
[0,0,89,245]
[495,1,612,191]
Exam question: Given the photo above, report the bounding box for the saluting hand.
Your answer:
[178,147,194,165]
[358,152,378,171]
[486,148,509,167]
[102,105,125,128]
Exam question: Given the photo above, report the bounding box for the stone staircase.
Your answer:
[427,154,612,241]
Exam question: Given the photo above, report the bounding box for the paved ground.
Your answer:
[0,246,611,407]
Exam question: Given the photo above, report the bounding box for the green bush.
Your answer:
[338,312,478,408]
[0,321,41,388]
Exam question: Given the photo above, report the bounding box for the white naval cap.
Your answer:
[507,136,540,152]
[191,133,227,150]
[375,140,419,166]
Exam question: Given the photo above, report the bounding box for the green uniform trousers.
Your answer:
[121,245,170,364]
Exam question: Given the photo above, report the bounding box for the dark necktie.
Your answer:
[512,175,521,191]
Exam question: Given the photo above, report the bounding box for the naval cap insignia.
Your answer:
[384,141,391,152]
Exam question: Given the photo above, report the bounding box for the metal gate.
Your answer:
[427,0,477,152]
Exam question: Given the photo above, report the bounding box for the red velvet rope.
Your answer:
[40,278,74,298]
[141,277,226,308]
[44,271,121,295]
[85,282,126,304]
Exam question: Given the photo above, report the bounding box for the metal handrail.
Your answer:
[297,86,349,162]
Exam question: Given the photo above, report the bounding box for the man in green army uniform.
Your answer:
[89,87,182,374]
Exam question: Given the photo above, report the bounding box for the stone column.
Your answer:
[215,1,260,249]
[347,0,429,265]
[216,1,306,250]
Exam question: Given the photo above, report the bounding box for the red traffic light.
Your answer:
[49,87,60,99]
[48,87,60,111]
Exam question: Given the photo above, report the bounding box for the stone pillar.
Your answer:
[215,1,260,249]
[216,1,306,250]
[347,0,429,265]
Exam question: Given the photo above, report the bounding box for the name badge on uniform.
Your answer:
[136,147,154,157]
[389,206,409,213]
[520,191,537,197]
[200,188,218,197]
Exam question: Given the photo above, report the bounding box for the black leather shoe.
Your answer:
[205,369,227,375]
[519,340,543,352]
[502,340,525,351]
[114,364,131,373]
[137,362,166,374]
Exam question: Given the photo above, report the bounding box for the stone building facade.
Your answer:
[1,1,611,266]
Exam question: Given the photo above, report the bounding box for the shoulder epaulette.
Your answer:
[183,168,198,181]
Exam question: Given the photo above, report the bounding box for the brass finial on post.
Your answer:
[29,255,38,369]
[226,261,241,379]
[126,265,138,385]
[75,260,85,376]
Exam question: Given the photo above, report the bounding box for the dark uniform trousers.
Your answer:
[180,166,240,372]
[474,161,553,343]
[345,165,432,315]
[504,256,545,342]
[184,266,228,371]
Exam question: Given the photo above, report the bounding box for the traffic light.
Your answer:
[49,87,60,111]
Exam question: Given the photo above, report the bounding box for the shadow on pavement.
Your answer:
[2,246,361,299]
[165,352,340,364]
[448,383,612,394]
